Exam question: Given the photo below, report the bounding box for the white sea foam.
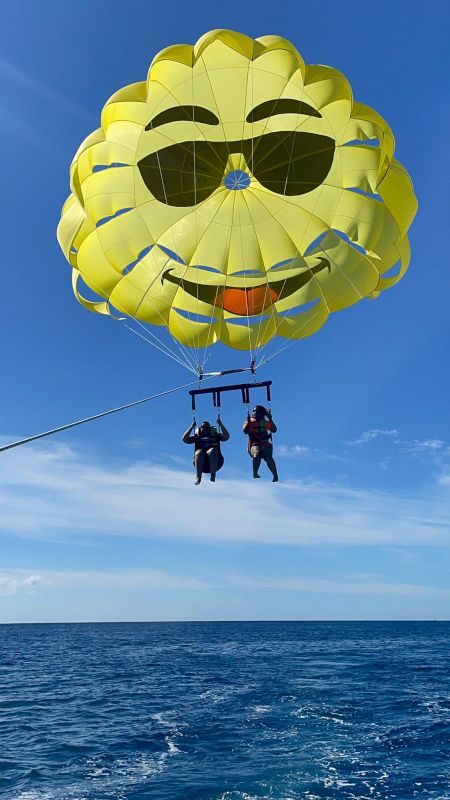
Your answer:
[13,791,88,800]
[320,714,351,725]
[151,710,174,726]
[13,793,55,800]
[11,749,173,800]
[324,777,356,788]
[150,709,183,757]
[166,735,181,754]
[199,687,244,703]
[293,707,349,725]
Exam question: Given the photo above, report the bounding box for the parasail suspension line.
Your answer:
[74,261,199,374]
[0,378,211,454]
[123,323,197,373]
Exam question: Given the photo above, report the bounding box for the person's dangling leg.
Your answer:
[262,445,278,482]
[208,447,218,482]
[250,445,262,478]
[194,449,204,485]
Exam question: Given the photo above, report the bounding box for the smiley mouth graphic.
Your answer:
[161,258,330,316]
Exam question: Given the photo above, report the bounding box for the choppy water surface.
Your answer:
[1,622,449,799]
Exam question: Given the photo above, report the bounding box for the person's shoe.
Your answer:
[253,474,261,479]
[272,475,279,482]
[195,477,201,485]
[210,474,216,482]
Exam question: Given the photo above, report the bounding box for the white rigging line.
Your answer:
[200,205,233,372]
[75,261,197,374]
[253,78,336,369]
[122,323,196,372]
[0,377,214,454]
[239,58,256,363]
[197,55,242,373]
[256,140,350,369]
[139,86,209,370]
[133,144,201,371]
[244,64,304,368]
[182,60,242,374]
[190,61,238,372]
[76,161,199,373]
[248,55,267,359]
[138,109,200,366]
[130,252,200,374]
[126,285,199,374]
[97,134,200,373]
[192,66,201,369]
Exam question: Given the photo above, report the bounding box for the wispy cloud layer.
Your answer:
[0,573,43,598]
[279,429,450,472]
[0,569,211,595]
[348,429,450,460]
[0,439,449,547]
[228,571,450,597]
[1,568,448,602]
[348,429,400,446]
[278,444,341,461]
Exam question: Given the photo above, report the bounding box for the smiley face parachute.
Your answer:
[57,29,417,376]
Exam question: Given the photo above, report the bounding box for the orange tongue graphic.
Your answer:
[216,286,278,316]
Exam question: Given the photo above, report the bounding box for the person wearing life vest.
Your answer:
[243,405,278,482]
[182,417,230,485]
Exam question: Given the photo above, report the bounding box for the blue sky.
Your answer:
[1,0,449,622]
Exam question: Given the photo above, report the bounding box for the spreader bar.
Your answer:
[189,380,272,411]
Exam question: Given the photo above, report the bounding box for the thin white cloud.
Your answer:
[402,439,446,454]
[348,429,400,446]
[228,571,450,597]
[279,444,311,456]
[385,547,418,563]
[1,568,447,600]
[0,569,213,594]
[349,429,449,462]
[0,573,43,597]
[0,439,449,546]
[278,444,341,461]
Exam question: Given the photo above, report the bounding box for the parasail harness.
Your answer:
[245,417,273,452]
[188,374,273,471]
[192,425,225,474]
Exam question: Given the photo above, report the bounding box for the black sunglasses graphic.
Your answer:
[138,131,335,207]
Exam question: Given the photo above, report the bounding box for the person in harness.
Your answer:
[182,417,230,485]
[243,405,279,482]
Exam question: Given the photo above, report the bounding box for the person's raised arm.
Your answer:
[217,417,230,441]
[243,416,250,434]
[182,420,197,444]
[267,411,277,433]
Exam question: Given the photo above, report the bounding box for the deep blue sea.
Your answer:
[1,622,449,800]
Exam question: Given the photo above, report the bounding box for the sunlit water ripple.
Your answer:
[1,621,449,799]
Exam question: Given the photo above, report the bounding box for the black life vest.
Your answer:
[195,426,220,452]
[193,427,224,473]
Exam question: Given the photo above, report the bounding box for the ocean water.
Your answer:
[1,622,449,800]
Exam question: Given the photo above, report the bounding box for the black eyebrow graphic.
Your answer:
[246,98,321,124]
[146,105,220,131]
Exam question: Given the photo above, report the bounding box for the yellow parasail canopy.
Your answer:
[57,29,417,359]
